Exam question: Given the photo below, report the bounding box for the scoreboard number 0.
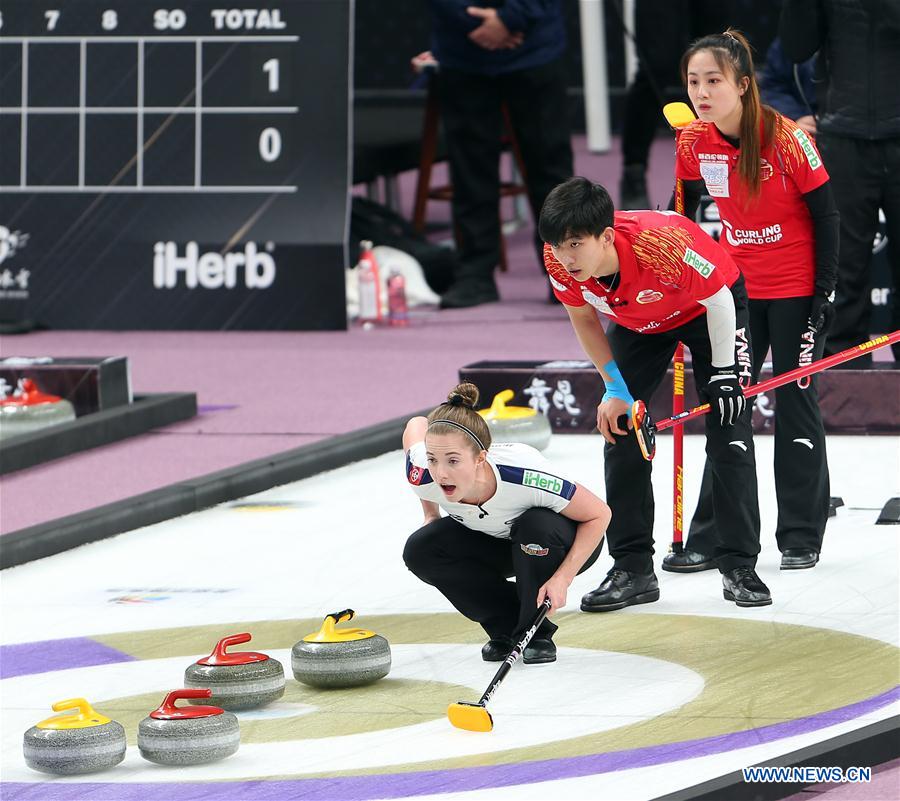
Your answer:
[259,128,282,162]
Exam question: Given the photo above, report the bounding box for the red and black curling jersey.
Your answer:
[544,210,740,334]
[675,116,829,299]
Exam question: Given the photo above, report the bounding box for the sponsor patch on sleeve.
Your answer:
[406,453,432,486]
[682,246,716,278]
[792,128,823,170]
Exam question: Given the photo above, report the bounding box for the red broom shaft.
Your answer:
[673,340,685,546]
[669,110,689,550]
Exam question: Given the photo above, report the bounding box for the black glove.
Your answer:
[809,292,836,335]
[705,366,746,427]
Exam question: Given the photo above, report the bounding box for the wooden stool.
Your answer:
[412,78,529,273]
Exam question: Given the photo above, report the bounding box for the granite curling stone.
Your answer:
[478,389,552,451]
[23,698,126,775]
[0,378,76,441]
[138,689,240,765]
[184,632,285,710]
[292,609,391,688]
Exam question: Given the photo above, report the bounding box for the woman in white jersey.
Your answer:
[403,382,611,664]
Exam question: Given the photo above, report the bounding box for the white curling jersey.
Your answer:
[405,441,577,539]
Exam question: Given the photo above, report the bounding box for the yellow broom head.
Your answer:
[447,701,493,732]
[663,102,695,128]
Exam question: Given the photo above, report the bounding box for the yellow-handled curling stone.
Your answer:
[291,609,391,688]
[184,632,285,710]
[478,390,552,451]
[23,698,126,775]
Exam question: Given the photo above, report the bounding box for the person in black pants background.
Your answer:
[780,0,900,364]
[617,0,733,209]
[424,1,573,308]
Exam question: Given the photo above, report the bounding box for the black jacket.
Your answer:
[429,0,566,76]
[779,0,900,139]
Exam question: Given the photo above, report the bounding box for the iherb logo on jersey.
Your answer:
[793,129,822,170]
[683,247,715,278]
[523,470,563,495]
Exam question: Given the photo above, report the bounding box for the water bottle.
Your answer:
[357,240,382,325]
[387,270,409,327]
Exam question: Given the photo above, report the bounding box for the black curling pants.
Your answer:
[402,508,601,641]
[436,59,573,283]
[816,134,900,361]
[604,279,761,574]
[621,0,731,168]
[686,296,830,555]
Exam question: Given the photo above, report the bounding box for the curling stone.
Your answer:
[138,689,240,765]
[0,378,76,441]
[292,609,391,688]
[184,633,285,710]
[23,698,126,775]
[478,389,552,451]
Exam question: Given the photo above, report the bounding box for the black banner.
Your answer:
[0,0,350,330]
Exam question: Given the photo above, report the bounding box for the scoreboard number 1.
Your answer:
[263,58,280,92]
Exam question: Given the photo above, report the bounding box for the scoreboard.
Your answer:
[0,1,350,330]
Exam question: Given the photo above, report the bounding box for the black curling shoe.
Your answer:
[481,637,513,662]
[780,549,819,570]
[722,567,772,607]
[662,549,716,573]
[581,569,660,612]
[523,638,557,664]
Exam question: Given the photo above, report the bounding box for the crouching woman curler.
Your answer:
[402,382,611,664]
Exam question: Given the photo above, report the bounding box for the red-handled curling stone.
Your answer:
[138,689,240,765]
[184,633,285,710]
[0,378,76,440]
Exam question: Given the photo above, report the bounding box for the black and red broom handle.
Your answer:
[477,598,551,707]
[655,331,900,433]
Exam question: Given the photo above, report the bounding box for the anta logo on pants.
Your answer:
[153,242,276,289]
